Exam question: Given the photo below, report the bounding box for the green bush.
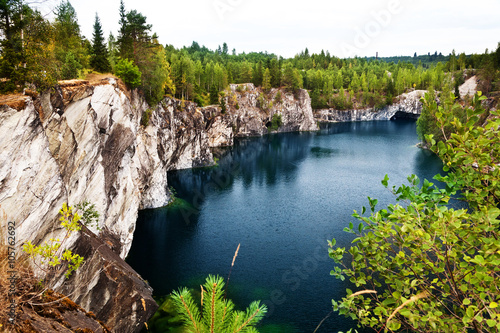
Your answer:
[23,203,85,278]
[141,108,153,127]
[268,113,282,131]
[329,93,500,333]
[274,91,282,105]
[193,94,206,107]
[115,58,142,89]
[61,52,82,80]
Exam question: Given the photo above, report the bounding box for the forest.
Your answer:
[1,0,499,109]
[2,1,500,333]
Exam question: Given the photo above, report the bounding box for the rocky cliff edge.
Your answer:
[314,90,427,122]
[0,78,318,331]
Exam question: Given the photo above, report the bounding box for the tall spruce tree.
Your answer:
[117,0,131,59]
[0,0,25,88]
[54,0,87,78]
[90,13,110,73]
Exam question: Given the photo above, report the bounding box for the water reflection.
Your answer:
[169,133,315,224]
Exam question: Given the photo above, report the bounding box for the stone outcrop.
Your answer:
[459,75,478,98]
[16,289,111,333]
[200,84,318,147]
[315,90,426,123]
[0,78,318,332]
[1,79,214,260]
[0,79,213,332]
[50,227,158,333]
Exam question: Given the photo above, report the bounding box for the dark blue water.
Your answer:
[127,121,444,332]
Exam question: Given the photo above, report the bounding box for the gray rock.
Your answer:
[51,227,157,333]
[315,90,426,123]
[0,79,319,332]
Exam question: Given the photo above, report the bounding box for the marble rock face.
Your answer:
[0,78,320,332]
[315,90,427,123]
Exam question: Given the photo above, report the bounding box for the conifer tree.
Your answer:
[262,68,271,92]
[117,0,130,59]
[252,61,263,86]
[90,13,111,73]
[269,57,281,87]
[54,0,87,78]
[209,84,219,105]
[172,275,267,333]
[0,0,40,88]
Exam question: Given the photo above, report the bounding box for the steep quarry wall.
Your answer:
[315,90,426,123]
[202,84,319,146]
[0,78,318,332]
[1,79,214,259]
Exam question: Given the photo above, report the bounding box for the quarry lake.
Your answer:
[127,120,444,332]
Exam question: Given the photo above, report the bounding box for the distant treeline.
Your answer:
[1,0,499,108]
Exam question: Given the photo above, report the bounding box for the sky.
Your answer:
[36,0,500,59]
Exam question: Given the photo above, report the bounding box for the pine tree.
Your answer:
[495,42,500,69]
[172,275,267,333]
[0,0,24,89]
[90,13,111,73]
[107,32,118,69]
[54,0,87,77]
[269,57,280,87]
[117,0,130,58]
[252,61,263,86]
[262,68,271,91]
[209,84,219,105]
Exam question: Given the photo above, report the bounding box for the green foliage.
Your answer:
[23,8,58,91]
[220,92,227,114]
[311,88,328,109]
[257,93,268,110]
[262,68,271,92]
[53,0,88,75]
[282,63,302,92]
[145,295,186,332]
[61,51,81,80]
[429,92,499,209]
[209,84,219,105]
[0,0,25,88]
[0,0,497,109]
[329,94,500,332]
[273,91,282,105]
[140,44,175,105]
[115,57,141,89]
[90,13,111,73]
[417,89,467,145]
[171,275,267,333]
[114,3,176,105]
[141,107,153,127]
[268,113,282,131]
[75,200,100,230]
[23,203,85,278]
